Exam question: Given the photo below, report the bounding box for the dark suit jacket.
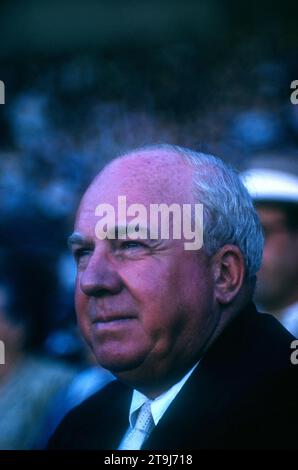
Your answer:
[48,303,298,449]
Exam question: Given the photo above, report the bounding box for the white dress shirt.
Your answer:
[118,362,198,449]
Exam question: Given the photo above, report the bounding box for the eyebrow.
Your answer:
[67,232,93,248]
[67,225,156,246]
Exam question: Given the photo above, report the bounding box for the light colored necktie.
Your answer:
[119,401,155,450]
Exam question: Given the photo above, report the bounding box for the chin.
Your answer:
[92,347,146,373]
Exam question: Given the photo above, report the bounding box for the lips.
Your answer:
[91,315,137,333]
[91,314,136,324]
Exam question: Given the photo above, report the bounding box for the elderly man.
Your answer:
[49,145,298,450]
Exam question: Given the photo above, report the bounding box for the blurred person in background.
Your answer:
[242,155,298,337]
[0,271,77,450]
[36,327,115,449]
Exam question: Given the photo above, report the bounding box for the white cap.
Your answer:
[241,168,298,203]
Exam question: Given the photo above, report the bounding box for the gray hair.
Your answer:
[121,144,264,279]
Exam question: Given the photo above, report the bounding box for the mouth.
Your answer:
[92,313,136,322]
[91,315,137,329]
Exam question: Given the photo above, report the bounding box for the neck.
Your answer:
[115,361,196,399]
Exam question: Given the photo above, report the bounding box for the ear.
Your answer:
[212,245,245,305]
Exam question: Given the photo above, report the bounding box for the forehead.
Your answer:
[75,150,194,229]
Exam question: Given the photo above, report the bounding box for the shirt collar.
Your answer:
[128,362,198,427]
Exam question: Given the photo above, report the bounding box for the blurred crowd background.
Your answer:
[0,0,298,449]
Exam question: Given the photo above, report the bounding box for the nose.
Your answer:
[79,248,123,297]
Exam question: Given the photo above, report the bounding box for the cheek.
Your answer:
[74,279,89,328]
[74,278,82,310]
[126,259,208,333]
[120,264,178,339]
[120,263,163,305]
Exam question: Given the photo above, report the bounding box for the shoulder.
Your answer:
[198,304,298,397]
[246,310,297,369]
[212,303,296,364]
[47,380,131,449]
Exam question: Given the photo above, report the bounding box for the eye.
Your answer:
[73,248,92,264]
[120,241,146,250]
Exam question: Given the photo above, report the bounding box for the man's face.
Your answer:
[71,152,218,385]
[255,205,298,310]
